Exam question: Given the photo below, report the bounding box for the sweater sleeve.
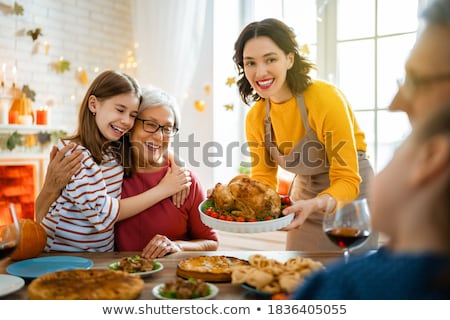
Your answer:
[305,83,361,200]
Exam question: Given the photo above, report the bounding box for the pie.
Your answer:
[28,269,144,300]
[176,255,249,282]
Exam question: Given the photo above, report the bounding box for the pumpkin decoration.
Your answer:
[9,93,34,124]
[2,219,47,261]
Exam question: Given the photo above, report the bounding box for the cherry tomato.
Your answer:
[247,218,257,222]
[272,293,289,300]
[280,195,291,206]
[205,207,214,216]
[265,216,273,221]
[219,215,227,220]
[226,216,235,221]
[210,211,219,219]
[236,217,246,222]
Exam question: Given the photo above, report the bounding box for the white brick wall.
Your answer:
[0,0,134,134]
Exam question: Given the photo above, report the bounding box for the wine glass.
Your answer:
[0,203,20,260]
[323,198,371,263]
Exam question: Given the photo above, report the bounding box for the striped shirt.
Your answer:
[41,139,122,252]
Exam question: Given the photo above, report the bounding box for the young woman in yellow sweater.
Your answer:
[233,18,377,250]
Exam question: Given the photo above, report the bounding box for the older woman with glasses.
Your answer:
[36,85,218,257]
[115,86,218,258]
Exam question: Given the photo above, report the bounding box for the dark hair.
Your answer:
[420,0,450,27]
[233,18,315,105]
[67,70,141,164]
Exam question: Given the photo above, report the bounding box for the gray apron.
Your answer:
[264,95,378,251]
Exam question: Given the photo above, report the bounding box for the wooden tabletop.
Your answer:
[0,250,344,300]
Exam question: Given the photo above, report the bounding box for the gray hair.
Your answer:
[139,85,181,130]
[421,0,450,27]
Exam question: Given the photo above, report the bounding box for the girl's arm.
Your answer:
[35,144,82,222]
[38,147,190,224]
[117,163,191,221]
[166,150,190,207]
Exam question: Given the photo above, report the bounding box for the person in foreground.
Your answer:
[38,71,191,252]
[291,106,450,299]
[115,86,218,258]
[233,18,376,250]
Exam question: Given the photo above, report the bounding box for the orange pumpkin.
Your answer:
[4,219,47,261]
[9,93,34,124]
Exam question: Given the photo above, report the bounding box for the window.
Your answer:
[251,0,419,172]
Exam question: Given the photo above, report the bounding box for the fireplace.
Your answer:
[0,157,47,220]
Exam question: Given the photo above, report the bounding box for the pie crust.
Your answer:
[176,255,249,282]
[28,269,144,300]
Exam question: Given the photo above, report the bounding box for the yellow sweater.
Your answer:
[245,80,367,201]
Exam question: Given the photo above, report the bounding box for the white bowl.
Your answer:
[198,199,294,233]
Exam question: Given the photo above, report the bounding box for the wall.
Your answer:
[0,0,135,134]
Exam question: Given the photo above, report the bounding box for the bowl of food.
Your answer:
[152,277,218,300]
[199,175,293,233]
[108,255,163,277]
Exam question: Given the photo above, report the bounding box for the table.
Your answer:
[0,250,343,300]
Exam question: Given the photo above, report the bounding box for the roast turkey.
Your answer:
[210,175,281,220]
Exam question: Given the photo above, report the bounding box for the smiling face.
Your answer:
[390,25,450,124]
[130,104,175,170]
[243,36,294,103]
[89,93,140,141]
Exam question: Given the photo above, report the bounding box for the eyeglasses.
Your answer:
[397,72,450,98]
[136,118,179,137]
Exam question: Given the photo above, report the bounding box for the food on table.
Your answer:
[28,269,144,299]
[209,174,282,221]
[2,219,47,261]
[158,277,211,299]
[108,255,155,273]
[231,254,324,294]
[176,255,249,282]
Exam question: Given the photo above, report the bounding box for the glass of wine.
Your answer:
[323,198,371,263]
[0,203,20,260]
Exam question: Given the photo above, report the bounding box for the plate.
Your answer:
[152,282,219,300]
[6,256,94,279]
[199,199,294,233]
[0,274,25,297]
[241,283,273,299]
[108,260,164,278]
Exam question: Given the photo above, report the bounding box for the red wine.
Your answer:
[325,228,370,249]
[0,241,16,259]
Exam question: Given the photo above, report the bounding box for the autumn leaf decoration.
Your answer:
[51,58,71,73]
[0,1,24,15]
[22,84,36,102]
[27,28,43,41]
[6,131,23,151]
[76,69,89,85]
[225,77,236,87]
